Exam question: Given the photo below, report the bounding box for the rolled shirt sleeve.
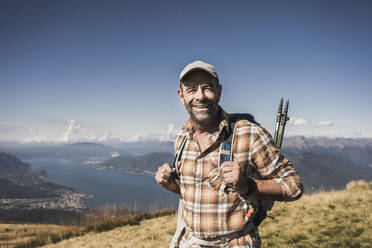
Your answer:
[250,126,303,201]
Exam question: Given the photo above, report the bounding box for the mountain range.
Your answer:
[93,152,174,176]
[1,136,372,193]
[283,136,372,149]
[97,136,372,193]
[3,142,121,164]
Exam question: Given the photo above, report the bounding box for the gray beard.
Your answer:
[185,102,219,125]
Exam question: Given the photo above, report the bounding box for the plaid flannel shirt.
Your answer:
[175,107,303,247]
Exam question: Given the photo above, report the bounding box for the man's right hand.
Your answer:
[155,163,180,194]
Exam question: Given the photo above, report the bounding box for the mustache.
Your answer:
[191,99,215,106]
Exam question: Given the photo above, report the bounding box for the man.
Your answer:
[155,60,303,248]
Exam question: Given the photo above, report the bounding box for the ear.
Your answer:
[216,83,222,102]
[177,87,185,106]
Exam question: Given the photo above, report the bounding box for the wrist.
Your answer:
[238,178,257,196]
[162,181,180,194]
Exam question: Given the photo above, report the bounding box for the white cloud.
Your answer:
[23,128,51,143]
[316,121,333,127]
[163,124,178,141]
[120,134,141,143]
[119,123,178,143]
[9,120,372,144]
[22,120,111,143]
[61,120,81,142]
[288,117,308,126]
[98,131,111,142]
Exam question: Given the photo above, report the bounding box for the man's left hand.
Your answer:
[220,161,250,195]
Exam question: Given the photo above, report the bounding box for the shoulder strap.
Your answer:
[220,113,259,164]
[171,135,187,185]
[218,118,238,193]
[218,119,238,166]
[170,135,187,248]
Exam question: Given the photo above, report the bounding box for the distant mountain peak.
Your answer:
[0,152,30,172]
[283,136,372,149]
[69,142,103,146]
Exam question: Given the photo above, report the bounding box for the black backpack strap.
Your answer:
[171,135,187,185]
[229,114,274,227]
[219,117,239,193]
[229,113,260,126]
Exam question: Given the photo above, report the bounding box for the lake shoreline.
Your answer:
[25,158,178,210]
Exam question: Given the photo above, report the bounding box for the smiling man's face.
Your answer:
[178,70,221,124]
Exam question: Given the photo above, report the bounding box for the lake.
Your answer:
[27,158,178,210]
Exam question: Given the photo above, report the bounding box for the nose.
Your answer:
[195,86,205,100]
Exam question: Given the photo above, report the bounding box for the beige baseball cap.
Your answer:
[179,60,219,82]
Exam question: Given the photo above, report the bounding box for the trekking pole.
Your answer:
[273,98,283,145]
[277,100,289,149]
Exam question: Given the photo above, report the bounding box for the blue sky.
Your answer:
[1,0,371,143]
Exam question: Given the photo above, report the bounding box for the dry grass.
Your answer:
[2,181,371,248]
[0,223,79,248]
[0,207,175,248]
[42,180,372,248]
[259,180,372,248]
[41,214,176,248]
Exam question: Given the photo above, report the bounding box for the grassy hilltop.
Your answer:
[1,181,371,248]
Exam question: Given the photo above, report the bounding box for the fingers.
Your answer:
[162,163,173,174]
[220,161,239,169]
[221,172,239,184]
[155,163,174,185]
[219,161,239,174]
[219,161,240,186]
